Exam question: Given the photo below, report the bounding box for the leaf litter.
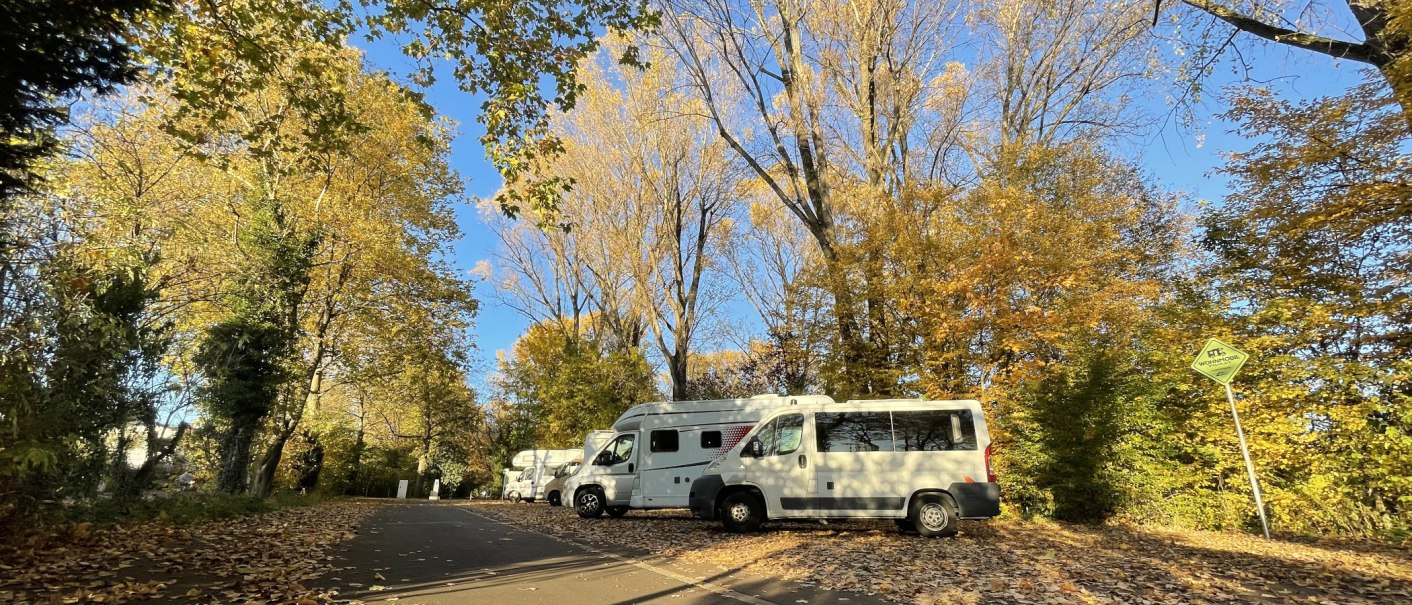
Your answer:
[0,501,375,604]
[469,501,1411,605]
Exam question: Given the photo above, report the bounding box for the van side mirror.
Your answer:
[594,450,612,465]
[742,438,763,458]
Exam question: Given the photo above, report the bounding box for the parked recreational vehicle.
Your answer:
[565,395,835,518]
[687,399,1000,537]
[504,449,579,502]
[544,430,613,506]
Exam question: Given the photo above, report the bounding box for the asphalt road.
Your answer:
[324,501,891,605]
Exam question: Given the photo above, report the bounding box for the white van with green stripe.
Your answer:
[687,399,1000,537]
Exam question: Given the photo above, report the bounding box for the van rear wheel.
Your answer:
[547,491,561,506]
[910,493,959,538]
[576,488,605,518]
[719,492,764,533]
[606,506,630,518]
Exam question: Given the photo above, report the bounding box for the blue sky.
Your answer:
[353,26,1371,393]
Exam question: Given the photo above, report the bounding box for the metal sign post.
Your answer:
[1223,381,1270,539]
[1191,337,1270,539]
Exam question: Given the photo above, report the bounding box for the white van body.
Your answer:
[688,399,1000,536]
[565,394,836,517]
[500,468,515,499]
[543,430,615,506]
[505,449,580,502]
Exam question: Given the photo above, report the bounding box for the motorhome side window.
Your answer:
[892,409,978,451]
[816,412,896,452]
[597,435,635,465]
[758,413,804,456]
[701,431,722,449]
[650,429,679,452]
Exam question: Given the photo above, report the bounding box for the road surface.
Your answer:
[323,501,891,605]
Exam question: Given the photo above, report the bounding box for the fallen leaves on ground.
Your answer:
[470,501,1412,605]
[0,500,375,605]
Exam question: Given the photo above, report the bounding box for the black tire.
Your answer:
[719,491,764,533]
[575,487,605,518]
[606,506,630,518]
[547,491,561,507]
[909,493,959,538]
[509,491,522,504]
[894,518,917,533]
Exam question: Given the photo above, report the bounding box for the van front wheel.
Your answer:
[576,488,606,519]
[720,492,764,533]
[910,493,958,538]
[547,491,561,506]
[509,491,522,504]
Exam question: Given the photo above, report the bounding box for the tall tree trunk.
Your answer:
[250,427,290,497]
[217,420,258,493]
[345,423,365,495]
[249,262,347,497]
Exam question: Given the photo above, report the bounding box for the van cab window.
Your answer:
[596,435,635,465]
[757,413,804,456]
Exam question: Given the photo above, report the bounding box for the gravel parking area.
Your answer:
[467,501,1412,605]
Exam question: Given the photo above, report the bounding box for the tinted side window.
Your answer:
[816,412,895,452]
[651,429,680,452]
[892,409,978,451]
[701,431,722,449]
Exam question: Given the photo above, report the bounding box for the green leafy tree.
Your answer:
[195,199,317,494]
[497,321,659,449]
[0,0,163,196]
[1195,78,1412,537]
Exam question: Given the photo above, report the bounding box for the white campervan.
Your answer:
[504,449,580,503]
[687,399,1000,537]
[544,430,614,506]
[565,394,835,518]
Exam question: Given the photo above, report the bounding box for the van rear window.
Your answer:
[892,410,978,451]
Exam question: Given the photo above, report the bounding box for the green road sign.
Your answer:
[1191,338,1249,385]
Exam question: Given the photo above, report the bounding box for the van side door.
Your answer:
[743,413,812,516]
[593,433,638,505]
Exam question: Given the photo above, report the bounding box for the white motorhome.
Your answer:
[544,430,614,506]
[687,399,1000,537]
[504,449,580,502]
[565,394,835,518]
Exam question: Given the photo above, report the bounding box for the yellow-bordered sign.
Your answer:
[1191,338,1249,385]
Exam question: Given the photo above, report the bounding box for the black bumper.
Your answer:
[688,474,725,519]
[948,481,1001,518]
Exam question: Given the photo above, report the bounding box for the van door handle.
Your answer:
[798,455,807,468]
[628,463,634,473]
